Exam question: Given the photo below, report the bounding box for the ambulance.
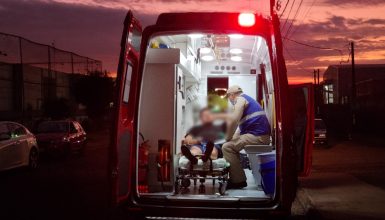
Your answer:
[109,5,314,219]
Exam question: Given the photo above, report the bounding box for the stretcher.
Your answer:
[175,155,230,195]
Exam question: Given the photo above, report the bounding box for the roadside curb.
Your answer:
[292,187,322,219]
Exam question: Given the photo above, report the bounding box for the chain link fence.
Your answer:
[0,32,102,74]
[0,32,103,121]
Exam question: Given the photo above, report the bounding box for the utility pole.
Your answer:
[317,69,320,85]
[351,41,356,126]
[351,42,356,106]
[313,69,317,84]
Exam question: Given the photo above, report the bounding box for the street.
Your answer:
[296,135,385,219]
[0,130,111,220]
[1,132,385,220]
[312,135,385,189]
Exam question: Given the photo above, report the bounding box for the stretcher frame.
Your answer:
[175,155,229,195]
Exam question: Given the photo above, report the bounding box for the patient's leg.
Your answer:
[202,142,215,162]
[181,145,201,164]
[190,146,203,155]
[210,147,218,160]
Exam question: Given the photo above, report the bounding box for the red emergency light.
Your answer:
[238,13,255,27]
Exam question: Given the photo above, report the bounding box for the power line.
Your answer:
[283,44,312,75]
[279,0,290,18]
[288,0,318,38]
[283,36,344,54]
[284,0,305,38]
[280,0,296,32]
[340,43,352,64]
[284,37,352,73]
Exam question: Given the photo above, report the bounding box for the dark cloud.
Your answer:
[365,18,385,25]
[283,15,385,79]
[0,0,383,82]
[0,0,156,72]
[330,16,346,28]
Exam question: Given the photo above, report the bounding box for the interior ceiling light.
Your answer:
[238,13,255,27]
[201,55,214,61]
[231,56,242,62]
[228,34,244,39]
[200,47,211,54]
[189,33,204,38]
[229,48,243,54]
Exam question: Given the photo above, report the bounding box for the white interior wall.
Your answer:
[139,48,179,190]
[176,67,186,155]
[202,62,252,75]
[197,68,208,108]
[256,39,276,134]
[228,75,257,100]
[201,62,257,100]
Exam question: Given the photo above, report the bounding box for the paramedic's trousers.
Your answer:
[222,134,270,183]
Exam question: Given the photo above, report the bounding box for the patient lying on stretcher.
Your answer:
[181,108,226,165]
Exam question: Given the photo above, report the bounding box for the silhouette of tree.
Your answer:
[42,97,71,120]
[72,72,114,119]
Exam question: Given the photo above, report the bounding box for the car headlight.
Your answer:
[62,136,70,142]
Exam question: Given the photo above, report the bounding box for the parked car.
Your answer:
[35,120,87,155]
[0,121,39,171]
[314,118,328,145]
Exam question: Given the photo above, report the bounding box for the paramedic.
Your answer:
[181,108,225,165]
[221,85,271,189]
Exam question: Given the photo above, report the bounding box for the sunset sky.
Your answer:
[1,0,384,83]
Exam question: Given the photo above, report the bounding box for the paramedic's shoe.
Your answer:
[226,180,247,189]
[202,142,214,162]
[181,145,198,165]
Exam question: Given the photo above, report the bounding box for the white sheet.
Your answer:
[178,156,229,170]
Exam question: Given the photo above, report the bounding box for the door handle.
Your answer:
[111,168,118,178]
[122,118,129,126]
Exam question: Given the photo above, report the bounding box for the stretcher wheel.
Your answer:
[199,185,205,194]
[219,182,226,195]
[181,178,191,187]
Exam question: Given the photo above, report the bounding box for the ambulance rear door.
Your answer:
[289,83,314,176]
[110,10,142,205]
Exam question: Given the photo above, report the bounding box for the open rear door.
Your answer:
[110,11,142,205]
[289,83,314,177]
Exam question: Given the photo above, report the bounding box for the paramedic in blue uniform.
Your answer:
[221,85,271,189]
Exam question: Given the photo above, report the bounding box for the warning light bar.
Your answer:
[238,13,255,27]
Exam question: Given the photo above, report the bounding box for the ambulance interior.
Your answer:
[137,33,276,201]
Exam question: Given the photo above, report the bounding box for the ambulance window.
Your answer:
[128,27,141,52]
[123,63,132,103]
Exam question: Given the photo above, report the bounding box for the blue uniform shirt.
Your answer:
[238,94,271,136]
